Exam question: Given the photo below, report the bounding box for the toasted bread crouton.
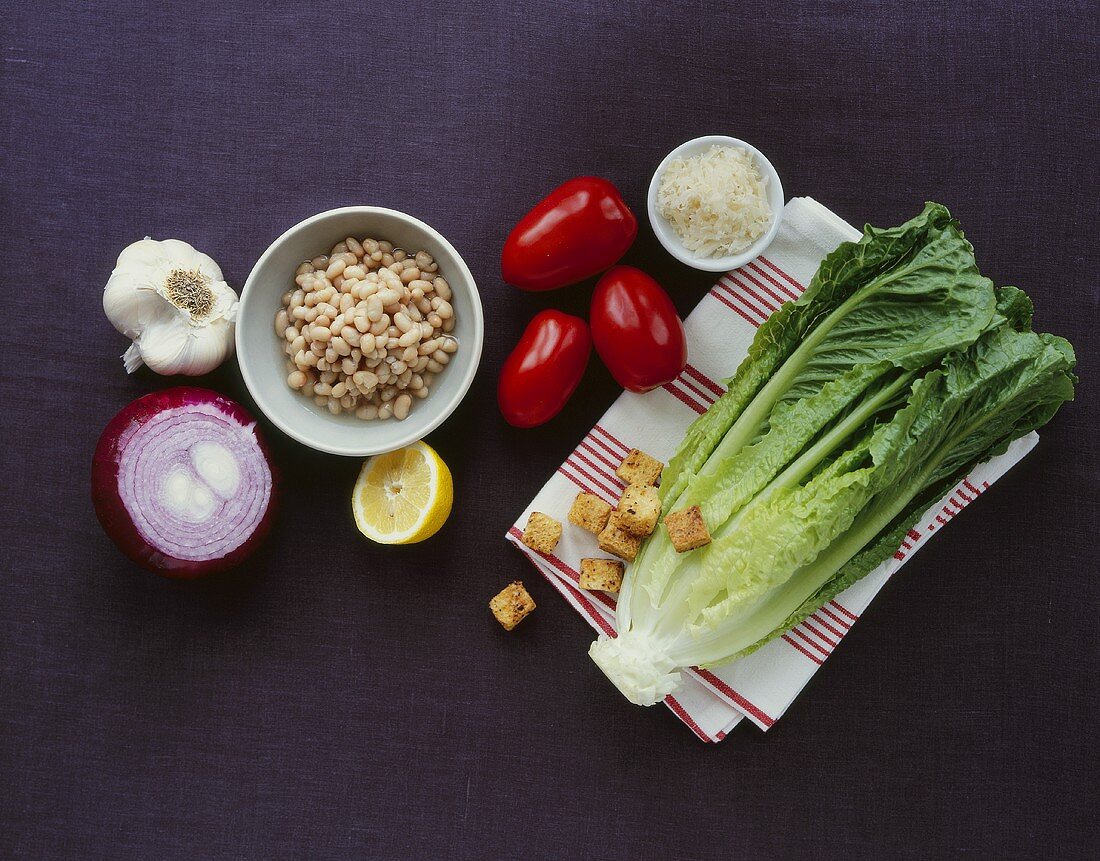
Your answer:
[522,511,562,554]
[665,505,711,552]
[568,492,613,534]
[616,483,660,536]
[597,511,643,562]
[616,448,664,487]
[579,558,625,593]
[490,581,536,631]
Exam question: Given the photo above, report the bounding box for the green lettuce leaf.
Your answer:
[660,202,970,512]
[691,324,1077,668]
[593,203,1076,705]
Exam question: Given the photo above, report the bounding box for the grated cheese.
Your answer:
[657,144,773,257]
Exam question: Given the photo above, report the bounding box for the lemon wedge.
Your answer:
[352,442,453,544]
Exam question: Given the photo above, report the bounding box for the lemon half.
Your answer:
[352,442,453,544]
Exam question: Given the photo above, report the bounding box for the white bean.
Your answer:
[378,288,402,308]
[378,267,402,291]
[283,238,457,421]
[353,370,378,389]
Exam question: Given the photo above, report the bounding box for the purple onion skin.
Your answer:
[91,387,279,579]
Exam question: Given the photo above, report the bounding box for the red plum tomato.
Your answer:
[501,177,637,291]
[591,265,687,393]
[498,310,592,427]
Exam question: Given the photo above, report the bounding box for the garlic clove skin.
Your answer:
[103,268,165,340]
[102,237,239,376]
[136,315,235,376]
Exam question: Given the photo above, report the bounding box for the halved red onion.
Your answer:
[92,387,277,577]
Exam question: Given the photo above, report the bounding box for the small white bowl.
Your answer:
[237,206,484,457]
[647,135,785,272]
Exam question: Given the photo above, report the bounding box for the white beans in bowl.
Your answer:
[275,236,457,420]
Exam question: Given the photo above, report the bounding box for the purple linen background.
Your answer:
[1,1,1097,858]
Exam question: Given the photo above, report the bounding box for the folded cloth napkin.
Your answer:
[506,197,1038,742]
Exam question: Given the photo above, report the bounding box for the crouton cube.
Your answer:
[616,483,660,536]
[579,558,625,593]
[522,511,562,554]
[664,505,711,552]
[597,511,643,562]
[616,448,664,487]
[568,492,613,534]
[490,581,536,631]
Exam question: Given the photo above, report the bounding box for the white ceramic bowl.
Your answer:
[647,135,785,272]
[236,206,484,457]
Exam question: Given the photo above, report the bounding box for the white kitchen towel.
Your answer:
[505,197,1039,741]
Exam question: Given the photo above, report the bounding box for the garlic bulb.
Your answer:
[103,238,239,376]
